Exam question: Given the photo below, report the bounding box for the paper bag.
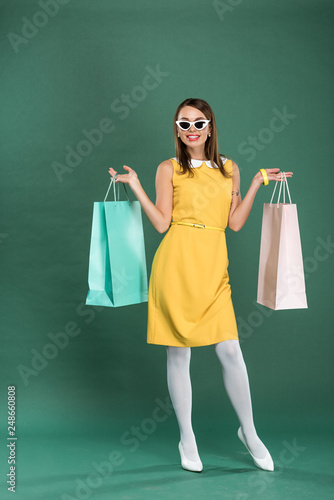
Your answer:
[86,175,148,307]
[257,172,307,310]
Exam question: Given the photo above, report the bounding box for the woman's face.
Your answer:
[176,106,212,149]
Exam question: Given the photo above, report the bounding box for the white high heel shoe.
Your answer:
[178,441,203,472]
[237,427,274,471]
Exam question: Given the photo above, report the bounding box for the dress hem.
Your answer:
[146,335,239,348]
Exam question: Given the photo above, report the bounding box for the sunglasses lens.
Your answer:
[194,121,206,130]
[179,121,190,130]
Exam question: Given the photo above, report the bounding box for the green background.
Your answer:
[1,0,333,498]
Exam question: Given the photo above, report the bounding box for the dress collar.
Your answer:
[173,156,227,169]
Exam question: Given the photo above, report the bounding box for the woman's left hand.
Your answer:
[252,168,293,188]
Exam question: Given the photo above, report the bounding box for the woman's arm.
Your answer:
[108,161,173,234]
[228,162,293,232]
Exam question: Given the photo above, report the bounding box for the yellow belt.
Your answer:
[170,221,225,232]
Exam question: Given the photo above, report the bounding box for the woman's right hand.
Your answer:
[108,165,140,189]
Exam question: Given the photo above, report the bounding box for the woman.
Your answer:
[108,98,292,473]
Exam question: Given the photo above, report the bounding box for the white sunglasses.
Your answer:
[176,119,211,131]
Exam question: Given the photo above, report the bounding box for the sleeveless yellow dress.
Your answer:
[147,156,239,347]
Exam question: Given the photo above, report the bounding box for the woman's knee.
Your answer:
[166,346,191,367]
[214,339,243,364]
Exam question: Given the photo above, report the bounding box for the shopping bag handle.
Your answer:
[269,172,292,208]
[104,173,131,206]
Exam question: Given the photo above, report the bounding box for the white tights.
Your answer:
[166,339,267,462]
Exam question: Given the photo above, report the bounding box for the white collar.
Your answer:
[173,156,227,169]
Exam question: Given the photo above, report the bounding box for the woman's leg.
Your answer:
[166,346,200,462]
[214,339,267,459]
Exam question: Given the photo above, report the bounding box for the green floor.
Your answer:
[1,412,333,500]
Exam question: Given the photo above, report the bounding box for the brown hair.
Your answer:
[173,98,232,179]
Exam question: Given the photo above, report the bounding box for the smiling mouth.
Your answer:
[186,135,200,140]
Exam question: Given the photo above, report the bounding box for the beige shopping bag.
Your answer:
[257,172,308,310]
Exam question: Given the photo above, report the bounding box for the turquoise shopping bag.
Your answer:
[86,174,148,307]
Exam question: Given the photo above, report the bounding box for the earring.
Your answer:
[208,133,211,137]
[177,133,180,137]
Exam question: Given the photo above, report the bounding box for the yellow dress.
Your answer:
[147,156,239,347]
